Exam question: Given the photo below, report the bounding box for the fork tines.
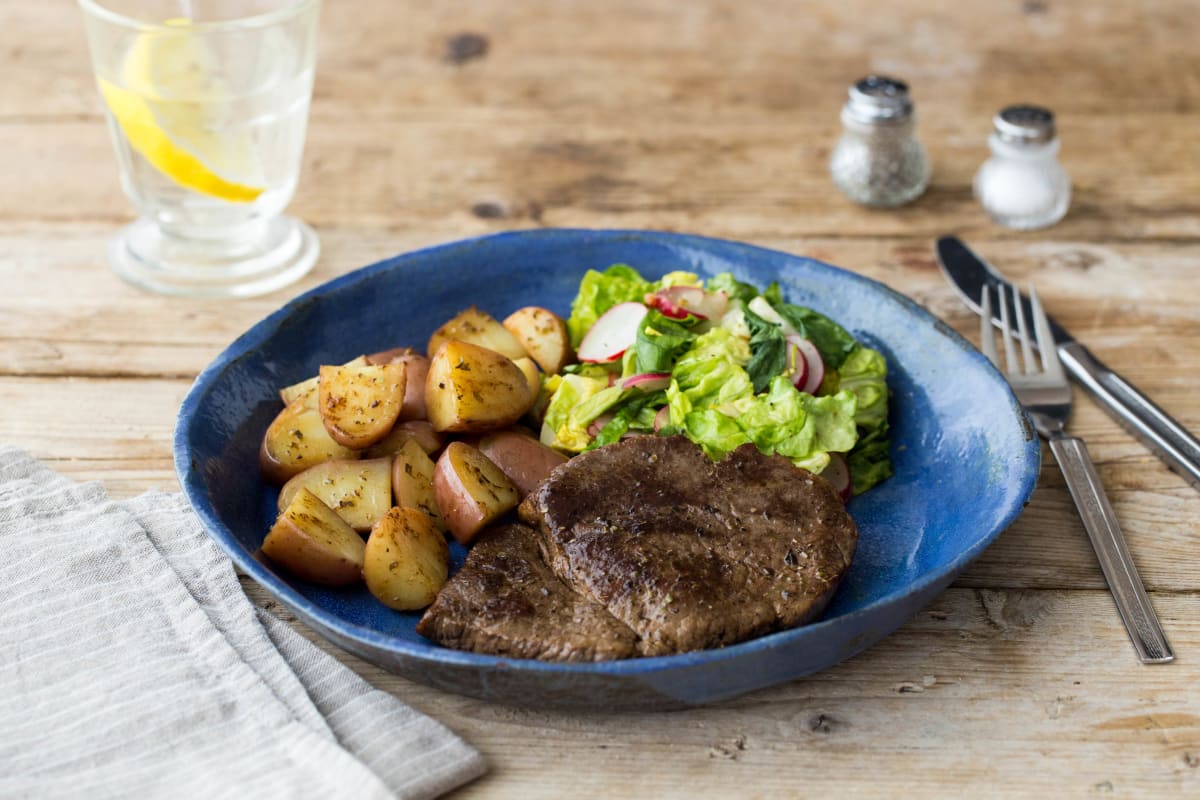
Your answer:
[979,283,1065,383]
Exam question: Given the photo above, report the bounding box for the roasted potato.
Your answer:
[503,306,573,374]
[362,420,445,458]
[277,457,393,532]
[278,355,367,406]
[432,441,519,544]
[391,438,445,530]
[318,362,407,449]
[512,357,541,402]
[260,397,360,484]
[262,488,365,586]
[425,340,535,433]
[365,348,430,421]
[363,507,449,610]
[427,307,527,362]
[478,429,568,498]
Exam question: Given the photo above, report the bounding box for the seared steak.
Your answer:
[419,436,857,660]
[519,436,857,656]
[415,523,638,661]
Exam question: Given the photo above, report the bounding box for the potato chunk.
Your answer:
[277,457,393,532]
[278,355,367,407]
[425,341,534,433]
[318,362,407,449]
[363,507,449,610]
[478,429,568,498]
[427,307,527,362]
[391,439,445,530]
[262,488,365,586]
[432,441,519,545]
[260,397,360,484]
[365,348,430,421]
[503,306,573,374]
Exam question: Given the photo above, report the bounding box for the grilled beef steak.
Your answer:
[415,523,638,661]
[419,436,857,659]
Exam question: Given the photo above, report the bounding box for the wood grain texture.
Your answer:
[4,0,1200,797]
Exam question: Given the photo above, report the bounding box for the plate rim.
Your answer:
[174,227,1041,677]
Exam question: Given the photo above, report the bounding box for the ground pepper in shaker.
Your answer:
[829,75,930,208]
[973,105,1070,229]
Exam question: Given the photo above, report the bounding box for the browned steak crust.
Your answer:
[416,523,638,661]
[518,436,857,656]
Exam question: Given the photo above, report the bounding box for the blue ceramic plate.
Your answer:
[175,229,1039,709]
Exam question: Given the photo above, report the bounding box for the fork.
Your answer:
[980,284,1174,664]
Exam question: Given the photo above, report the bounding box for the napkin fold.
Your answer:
[0,446,485,799]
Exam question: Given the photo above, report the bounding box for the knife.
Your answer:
[937,236,1200,491]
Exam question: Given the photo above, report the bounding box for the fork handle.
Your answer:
[1048,435,1174,664]
[1059,341,1200,490]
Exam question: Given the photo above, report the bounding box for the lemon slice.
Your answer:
[100,18,265,203]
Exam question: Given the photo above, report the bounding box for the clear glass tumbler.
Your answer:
[80,0,321,298]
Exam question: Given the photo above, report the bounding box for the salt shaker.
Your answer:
[973,105,1070,229]
[829,75,930,208]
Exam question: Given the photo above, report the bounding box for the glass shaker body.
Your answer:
[829,76,929,208]
[973,106,1070,230]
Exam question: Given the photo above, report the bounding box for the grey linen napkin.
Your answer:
[0,446,485,799]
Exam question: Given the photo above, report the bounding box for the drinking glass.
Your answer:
[80,0,321,298]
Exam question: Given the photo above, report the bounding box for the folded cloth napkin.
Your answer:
[0,446,486,799]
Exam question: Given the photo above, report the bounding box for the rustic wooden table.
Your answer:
[4,0,1199,796]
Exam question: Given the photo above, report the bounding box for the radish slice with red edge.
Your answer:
[620,372,671,392]
[783,339,809,389]
[653,406,670,432]
[587,412,615,438]
[645,286,729,320]
[820,453,852,502]
[786,334,824,394]
[577,302,648,363]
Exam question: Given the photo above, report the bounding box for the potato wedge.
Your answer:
[503,306,574,374]
[432,441,519,544]
[363,420,445,458]
[363,507,449,610]
[318,362,407,449]
[427,307,527,362]
[365,349,430,421]
[478,429,568,498]
[260,397,360,484]
[262,488,365,586]
[391,439,445,530]
[425,340,535,433]
[279,355,367,407]
[512,357,541,402]
[277,457,393,532]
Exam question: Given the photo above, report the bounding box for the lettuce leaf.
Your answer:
[737,376,859,472]
[589,390,667,449]
[838,345,888,431]
[634,310,701,375]
[540,374,624,452]
[666,328,753,427]
[567,264,654,347]
[847,423,893,495]
[706,272,759,304]
[743,302,787,393]
[772,303,857,370]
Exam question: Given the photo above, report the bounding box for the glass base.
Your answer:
[108,215,319,298]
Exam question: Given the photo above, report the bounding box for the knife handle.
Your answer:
[1058,341,1200,490]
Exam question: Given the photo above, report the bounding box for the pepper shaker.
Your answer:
[829,75,930,208]
[973,105,1070,230]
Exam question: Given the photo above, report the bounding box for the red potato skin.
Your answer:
[477,430,568,498]
[432,442,518,545]
[366,348,430,421]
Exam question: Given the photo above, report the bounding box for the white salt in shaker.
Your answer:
[829,75,930,208]
[973,105,1070,229]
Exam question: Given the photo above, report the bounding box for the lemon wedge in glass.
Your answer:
[98,18,266,203]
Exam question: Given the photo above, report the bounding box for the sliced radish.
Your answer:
[820,453,852,502]
[577,302,648,363]
[620,372,671,392]
[783,339,809,389]
[645,286,729,320]
[653,406,670,432]
[587,412,615,438]
[786,334,824,395]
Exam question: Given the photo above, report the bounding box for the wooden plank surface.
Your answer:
[4,0,1200,797]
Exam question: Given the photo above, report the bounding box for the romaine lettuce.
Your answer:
[838,345,888,431]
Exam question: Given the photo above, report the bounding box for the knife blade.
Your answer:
[937,235,1200,491]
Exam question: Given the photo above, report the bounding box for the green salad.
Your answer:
[539,264,893,497]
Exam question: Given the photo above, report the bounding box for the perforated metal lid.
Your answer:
[844,75,914,124]
[993,104,1057,144]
